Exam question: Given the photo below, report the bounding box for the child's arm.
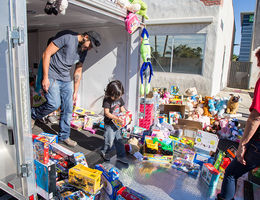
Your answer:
[104,108,123,124]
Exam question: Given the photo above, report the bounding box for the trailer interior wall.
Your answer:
[27,1,140,123]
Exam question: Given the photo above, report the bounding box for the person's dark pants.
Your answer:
[101,124,126,158]
[218,140,260,200]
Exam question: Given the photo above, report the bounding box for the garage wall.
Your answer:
[28,25,139,120]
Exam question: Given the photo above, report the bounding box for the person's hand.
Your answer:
[116,117,124,125]
[237,144,246,165]
[42,78,50,93]
[73,92,78,104]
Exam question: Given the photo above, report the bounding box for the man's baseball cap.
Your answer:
[85,31,101,48]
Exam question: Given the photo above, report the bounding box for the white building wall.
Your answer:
[144,0,234,96]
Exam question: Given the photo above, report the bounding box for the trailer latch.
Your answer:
[10,27,24,46]
[21,163,31,177]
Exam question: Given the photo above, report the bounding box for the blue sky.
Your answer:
[233,0,256,55]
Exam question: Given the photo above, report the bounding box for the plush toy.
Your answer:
[203,96,212,117]
[129,0,149,19]
[44,0,68,15]
[226,94,240,114]
[208,98,217,116]
[215,97,228,117]
[140,28,153,96]
[228,118,240,141]
[218,118,230,139]
[162,88,171,104]
[116,0,141,13]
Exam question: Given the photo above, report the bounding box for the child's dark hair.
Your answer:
[105,80,124,99]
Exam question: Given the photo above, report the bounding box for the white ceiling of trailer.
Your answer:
[26,0,121,31]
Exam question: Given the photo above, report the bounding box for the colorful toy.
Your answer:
[172,157,200,177]
[33,136,50,164]
[215,97,228,117]
[95,164,120,182]
[140,28,153,96]
[70,152,89,167]
[116,0,141,13]
[61,190,96,200]
[125,12,140,34]
[218,118,230,139]
[34,160,56,200]
[112,111,132,129]
[170,86,180,95]
[214,151,224,170]
[201,163,220,187]
[193,153,212,167]
[194,130,219,154]
[152,137,173,155]
[117,186,149,200]
[69,164,102,195]
[228,118,241,141]
[129,0,149,19]
[203,96,212,117]
[71,119,84,131]
[50,143,74,158]
[208,98,217,116]
[38,132,58,144]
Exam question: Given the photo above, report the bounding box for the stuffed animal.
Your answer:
[215,97,228,117]
[129,0,149,19]
[116,0,141,13]
[44,0,68,15]
[226,94,240,114]
[203,96,212,117]
[228,118,240,141]
[208,98,217,116]
[140,28,153,96]
[125,137,140,154]
[218,118,230,139]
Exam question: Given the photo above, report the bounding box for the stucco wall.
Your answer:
[144,0,234,96]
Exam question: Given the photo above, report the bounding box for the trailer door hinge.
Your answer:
[21,163,31,177]
[10,27,24,46]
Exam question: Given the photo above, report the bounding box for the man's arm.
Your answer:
[73,62,83,103]
[42,42,59,92]
[237,109,260,165]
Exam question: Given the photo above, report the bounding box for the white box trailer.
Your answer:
[0,0,140,199]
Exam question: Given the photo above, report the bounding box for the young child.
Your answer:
[100,80,128,164]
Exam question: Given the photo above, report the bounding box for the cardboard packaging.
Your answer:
[34,160,56,200]
[38,132,58,144]
[69,164,102,195]
[113,111,132,129]
[193,153,212,167]
[201,163,220,187]
[70,152,88,167]
[33,136,50,164]
[50,143,74,159]
[116,186,149,200]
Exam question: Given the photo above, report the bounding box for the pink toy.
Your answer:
[125,12,140,34]
[219,118,230,138]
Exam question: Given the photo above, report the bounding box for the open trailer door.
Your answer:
[0,0,37,199]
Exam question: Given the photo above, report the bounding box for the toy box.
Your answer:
[143,136,173,163]
[73,106,87,116]
[172,157,200,177]
[83,116,96,134]
[117,186,149,200]
[169,111,182,125]
[70,152,88,167]
[194,130,219,154]
[159,104,185,122]
[69,164,102,195]
[180,148,195,163]
[193,153,211,167]
[33,136,50,164]
[95,164,122,200]
[201,163,220,187]
[50,143,74,159]
[34,160,56,200]
[61,190,96,200]
[139,102,154,130]
[113,111,132,129]
[71,119,84,131]
[38,132,58,144]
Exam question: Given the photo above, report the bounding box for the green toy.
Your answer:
[140,28,153,96]
[129,0,149,19]
[214,151,224,170]
[153,137,173,155]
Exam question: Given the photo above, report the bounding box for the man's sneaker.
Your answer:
[31,119,35,128]
[48,115,58,124]
[100,151,110,161]
[63,138,77,147]
[117,157,128,164]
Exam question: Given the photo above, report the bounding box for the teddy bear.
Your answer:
[44,0,68,15]
[116,0,141,13]
[125,137,140,155]
[226,94,240,114]
[203,96,212,117]
[215,97,228,117]
[129,0,149,19]
[218,118,230,139]
[228,118,240,141]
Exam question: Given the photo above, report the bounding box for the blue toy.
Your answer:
[208,98,217,116]
[215,98,228,117]
[140,28,153,96]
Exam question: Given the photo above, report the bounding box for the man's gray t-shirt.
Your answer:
[49,31,87,82]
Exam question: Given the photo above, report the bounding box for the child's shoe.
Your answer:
[117,157,128,164]
[100,151,110,161]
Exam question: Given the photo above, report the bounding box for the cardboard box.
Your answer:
[116,186,149,200]
[177,119,203,130]
[38,132,58,144]
[193,153,211,167]
[160,104,185,120]
[201,163,220,187]
[194,130,219,154]
[172,157,200,177]
[34,160,56,200]
[50,143,74,159]
[61,190,96,200]
[112,111,132,129]
[70,152,88,167]
[33,136,50,164]
[69,164,102,195]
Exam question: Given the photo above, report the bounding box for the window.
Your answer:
[150,34,206,74]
